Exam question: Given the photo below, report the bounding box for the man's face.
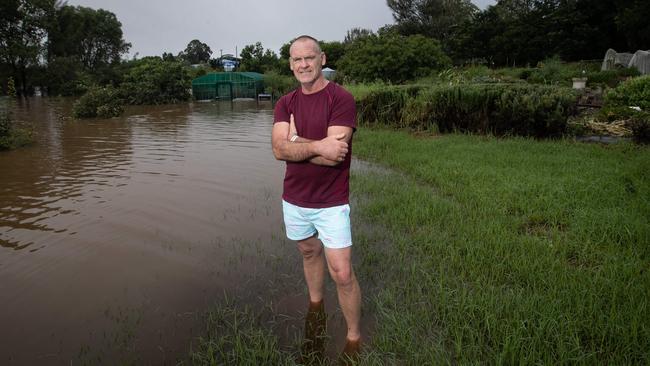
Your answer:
[289,39,326,85]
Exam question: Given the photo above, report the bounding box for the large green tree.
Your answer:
[239,42,279,73]
[47,5,130,70]
[454,0,641,66]
[45,4,130,94]
[181,39,212,64]
[387,0,478,49]
[615,0,650,51]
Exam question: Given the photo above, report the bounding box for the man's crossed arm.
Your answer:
[271,114,353,167]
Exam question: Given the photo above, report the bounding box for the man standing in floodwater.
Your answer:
[271,35,361,360]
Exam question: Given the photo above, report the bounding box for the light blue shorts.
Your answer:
[282,200,352,249]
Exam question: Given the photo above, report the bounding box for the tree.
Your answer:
[615,0,650,51]
[44,4,130,94]
[239,42,279,73]
[0,0,54,95]
[387,0,478,48]
[119,56,191,105]
[343,28,374,44]
[182,39,212,64]
[162,52,176,62]
[320,41,346,70]
[338,33,451,83]
[47,5,130,70]
[453,0,641,66]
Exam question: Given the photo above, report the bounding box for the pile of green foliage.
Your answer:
[72,86,123,118]
[357,84,577,137]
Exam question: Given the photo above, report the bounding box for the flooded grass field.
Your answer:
[0,98,368,365]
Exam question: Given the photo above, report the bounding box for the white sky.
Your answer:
[65,0,497,58]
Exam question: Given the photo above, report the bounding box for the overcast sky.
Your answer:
[66,0,496,58]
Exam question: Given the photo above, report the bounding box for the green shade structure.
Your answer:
[192,72,265,100]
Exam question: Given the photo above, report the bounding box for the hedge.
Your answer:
[357,84,577,138]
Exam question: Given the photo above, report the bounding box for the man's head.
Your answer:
[289,35,326,85]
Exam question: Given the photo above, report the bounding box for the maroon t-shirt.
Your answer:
[274,82,357,208]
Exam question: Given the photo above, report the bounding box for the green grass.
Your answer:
[351,130,650,364]
[189,303,295,366]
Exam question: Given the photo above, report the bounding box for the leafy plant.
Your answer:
[630,113,650,144]
[0,107,32,150]
[338,33,451,83]
[263,72,297,97]
[72,86,123,118]
[119,57,191,105]
[604,75,650,111]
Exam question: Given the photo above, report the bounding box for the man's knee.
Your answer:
[329,265,354,288]
[297,237,323,260]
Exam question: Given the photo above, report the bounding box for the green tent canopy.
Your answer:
[192,72,265,100]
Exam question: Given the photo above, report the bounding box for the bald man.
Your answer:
[271,35,362,359]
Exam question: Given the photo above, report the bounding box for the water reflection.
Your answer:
[1,98,135,250]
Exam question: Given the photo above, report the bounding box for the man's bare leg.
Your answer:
[324,247,361,342]
[297,235,326,303]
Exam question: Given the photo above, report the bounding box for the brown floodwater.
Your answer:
[0,98,369,365]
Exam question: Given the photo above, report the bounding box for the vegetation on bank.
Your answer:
[0,101,32,150]
[357,83,576,137]
[344,61,649,143]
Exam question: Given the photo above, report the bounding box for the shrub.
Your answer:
[344,81,389,101]
[119,57,191,105]
[604,75,650,111]
[630,113,650,144]
[0,108,32,150]
[586,68,641,88]
[72,86,124,118]
[357,84,577,137]
[263,72,297,97]
[526,57,575,86]
[338,33,451,83]
[356,85,423,127]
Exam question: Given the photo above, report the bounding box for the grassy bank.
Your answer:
[351,130,649,364]
[189,130,649,365]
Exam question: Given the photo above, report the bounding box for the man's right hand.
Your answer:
[316,134,348,162]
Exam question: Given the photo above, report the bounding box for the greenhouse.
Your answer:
[192,72,265,100]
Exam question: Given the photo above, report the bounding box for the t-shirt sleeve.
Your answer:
[329,88,356,130]
[274,96,290,124]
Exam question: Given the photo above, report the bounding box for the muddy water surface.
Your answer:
[0,98,318,364]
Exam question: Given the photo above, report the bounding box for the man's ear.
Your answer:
[321,52,326,67]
